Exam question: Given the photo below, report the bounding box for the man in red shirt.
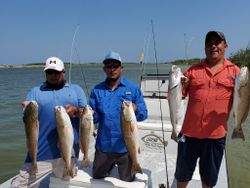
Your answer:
[174,31,240,188]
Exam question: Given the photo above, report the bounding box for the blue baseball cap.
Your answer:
[103,51,122,64]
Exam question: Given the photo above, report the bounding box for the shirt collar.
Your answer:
[41,82,69,90]
[202,58,233,69]
[104,76,126,89]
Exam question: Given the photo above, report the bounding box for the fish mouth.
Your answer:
[55,106,63,112]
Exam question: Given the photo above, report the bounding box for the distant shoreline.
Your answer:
[0,64,44,69]
[0,63,102,69]
[0,62,144,69]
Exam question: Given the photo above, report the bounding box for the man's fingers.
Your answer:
[21,101,30,109]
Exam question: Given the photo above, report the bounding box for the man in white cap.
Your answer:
[89,51,148,181]
[11,57,87,187]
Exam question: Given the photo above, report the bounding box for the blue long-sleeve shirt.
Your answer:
[89,77,148,153]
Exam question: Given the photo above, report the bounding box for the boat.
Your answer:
[0,70,229,188]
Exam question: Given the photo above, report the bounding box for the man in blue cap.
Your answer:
[89,51,148,181]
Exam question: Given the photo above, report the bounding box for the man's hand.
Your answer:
[64,104,78,117]
[21,101,30,109]
[181,76,189,88]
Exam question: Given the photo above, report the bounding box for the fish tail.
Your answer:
[62,165,73,179]
[132,163,142,174]
[171,131,178,143]
[31,162,38,172]
[232,128,245,141]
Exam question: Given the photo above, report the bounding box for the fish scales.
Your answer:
[232,66,250,141]
[120,101,142,174]
[23,100,39,172]
[80,105,94,167]
[55,106,74,178]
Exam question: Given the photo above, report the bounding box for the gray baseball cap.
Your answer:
[205,31,226,44]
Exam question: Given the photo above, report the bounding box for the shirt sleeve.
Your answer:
[89,89,99,124]
[26,87,36,101]
[133,87,148,121]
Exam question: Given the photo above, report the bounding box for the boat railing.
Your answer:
[140,73,169,99]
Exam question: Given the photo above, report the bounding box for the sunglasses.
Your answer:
[105,64,121,69]
[205,40,223,47]
[45,70,63,75]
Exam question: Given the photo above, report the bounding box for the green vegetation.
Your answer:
[170,58,200,65]
[229,48,250,69]
[169,48,250,70]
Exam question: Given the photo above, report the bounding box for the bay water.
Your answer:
[0,64,249,187]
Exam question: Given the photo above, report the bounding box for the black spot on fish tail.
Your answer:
[232,128,245,141]
[132,163,142,174]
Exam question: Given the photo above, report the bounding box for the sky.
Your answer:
[1,0,250,65]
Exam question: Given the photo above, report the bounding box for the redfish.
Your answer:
[79,105,94,167]
[55,106,74,178]
[168,65,186,142]
[23,100,39,172]
[120,101,142,174]
[232,66,250,141]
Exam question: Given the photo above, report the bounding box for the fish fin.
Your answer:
[62,165,73,179]
[138,147,141,154]
[132,163,142,174]
[130,123,135,132]
[93,129,97,137]
[232,128,245,141]
[35,120,39,128]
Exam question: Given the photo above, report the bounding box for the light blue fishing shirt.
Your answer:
[89,77,148,153]
[25,82,87,162]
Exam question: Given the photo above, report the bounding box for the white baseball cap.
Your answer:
[103,51,122,64]
[44,57,65,72]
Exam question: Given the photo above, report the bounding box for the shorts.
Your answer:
[174,134,225,187]
[92,149,134,182]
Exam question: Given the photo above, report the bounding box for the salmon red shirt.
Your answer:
[181,58,240,139]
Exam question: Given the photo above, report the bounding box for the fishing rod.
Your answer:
[74,46,90,98]
[184,33,194,63]
[68,24,90,99]
[151,19,170,188]
[69,24,80,84]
